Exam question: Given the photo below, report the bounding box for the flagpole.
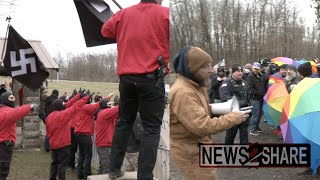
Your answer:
[112,0,122,9]
[1,16,11,61]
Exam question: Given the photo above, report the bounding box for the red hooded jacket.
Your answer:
[74,103,100,136]
[46,96,88,149]
[0,104,31,143]
[95,106,119,147]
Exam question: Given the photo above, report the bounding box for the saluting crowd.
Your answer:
[0,85,144,180]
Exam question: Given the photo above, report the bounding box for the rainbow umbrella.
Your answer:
[263,81,289,126]
[271,57,300,68]
[268,74,285,87]
[297,60,318,75]
[297,59,309,64]
[310,61,318,75]
[280,78,320,175]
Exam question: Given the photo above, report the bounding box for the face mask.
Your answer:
[244,69,250,73]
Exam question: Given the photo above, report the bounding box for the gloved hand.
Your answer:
[80,92,87,99]
[30,103,39,112]
[89,92,95,99]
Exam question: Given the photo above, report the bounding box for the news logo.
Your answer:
[200,143,310,168]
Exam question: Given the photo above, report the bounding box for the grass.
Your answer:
[0,76,116,179]
[0,76,120,100]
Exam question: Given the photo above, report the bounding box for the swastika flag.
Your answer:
[3,25,49,91]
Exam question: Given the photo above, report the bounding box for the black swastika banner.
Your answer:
[3,25,49,91]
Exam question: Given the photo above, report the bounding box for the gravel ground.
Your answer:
[169,120,320,180]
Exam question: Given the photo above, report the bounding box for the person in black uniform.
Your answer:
[209,67,227,103]
[219,64,251,144]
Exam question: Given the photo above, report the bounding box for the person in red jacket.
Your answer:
[67,93,88,170]
[45,94,88,180]
[0,92,36,179]
[94,100,119,174]
[74,96,110,179]
[101,0,169,179]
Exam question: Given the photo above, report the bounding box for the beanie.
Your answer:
[231,64,243,73]
[52,89,59,97]
[187,47,212,74]
[298,62,312,77]
[286,64,297,72]
[99,99,110,109]
[252,62,261,69]
[0,92,15,108]
[52,99,66,111]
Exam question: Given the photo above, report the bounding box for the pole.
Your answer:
[112,0,122,9]
[1,16,11,61]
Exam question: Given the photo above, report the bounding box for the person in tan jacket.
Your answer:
[170,46,250,180]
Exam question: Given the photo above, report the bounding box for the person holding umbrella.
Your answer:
[285,64,301,93]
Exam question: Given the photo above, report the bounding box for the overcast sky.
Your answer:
[0,0,169,58]
[0,0,316,58]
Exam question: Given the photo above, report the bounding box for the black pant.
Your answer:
[225,117,249,144]
[75,134,92,178]
[110,75,165,180]
[50,146,70,180]
[68,128,78,169]
[0,142,14,180]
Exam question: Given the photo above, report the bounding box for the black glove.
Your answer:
[80,92,87,99]
[89,92,95,99]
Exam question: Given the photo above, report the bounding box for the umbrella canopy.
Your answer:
[280,78,320,175]
[271,57,300,68]
[263,81,289,126]
[297,59,309,64]
[297,60,318,75]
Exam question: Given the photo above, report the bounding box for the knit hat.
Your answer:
[0,92,15,108]
[52,89,59,97]
[187,47,212,74]
[52,99,66,111]
[99,99,110,109]
[174,46,213,83]
[298,62,313,77]
[231,64,243,73]
[286,64,297,72]
[252,62,261,69]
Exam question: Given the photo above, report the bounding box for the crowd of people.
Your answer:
[40,87,138,180]
[170,45,320,179]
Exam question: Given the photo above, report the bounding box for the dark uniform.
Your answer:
[219,77,251,144]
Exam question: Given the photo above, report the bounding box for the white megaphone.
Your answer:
[210,96,240,115]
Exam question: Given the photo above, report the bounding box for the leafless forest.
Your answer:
[49,51,119,82]
[170,0,320,66]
